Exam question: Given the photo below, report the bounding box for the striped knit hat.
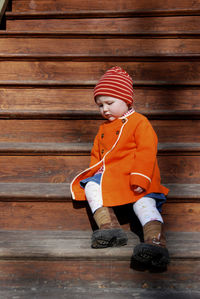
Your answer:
[94,66,134,105]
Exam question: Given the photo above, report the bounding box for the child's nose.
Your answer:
[103,105,108,112]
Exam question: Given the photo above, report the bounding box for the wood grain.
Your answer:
[0,87,199,116]
[0,119,199,144]
[0,230,199,259]
[0,155,198,183]
[10,0,200,14]
[1,38,200,58]
[6,16,200,35]
[0,259,199,297]
[1,61,200,85]
[0,182,198,202]
[0,202,199,231]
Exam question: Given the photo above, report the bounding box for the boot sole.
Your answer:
[91,228,128,249]
[133,243,170,269]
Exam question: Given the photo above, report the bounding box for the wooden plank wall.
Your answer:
[0,0,199,232]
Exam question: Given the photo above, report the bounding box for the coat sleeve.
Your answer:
[130,117,158,191]
[89,128,101,167]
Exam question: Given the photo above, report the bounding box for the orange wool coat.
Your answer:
[70,111,169,206]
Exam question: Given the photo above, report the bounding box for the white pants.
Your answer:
[133,196,163,226]
[85,181,103,213]
[84,181,163,226]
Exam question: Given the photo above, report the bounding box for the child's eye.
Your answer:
[107,102,113,105]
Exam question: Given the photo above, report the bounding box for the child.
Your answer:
[70,66,170,269]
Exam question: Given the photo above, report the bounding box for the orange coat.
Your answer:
[70,111,169,206]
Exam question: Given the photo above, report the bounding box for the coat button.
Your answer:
[116,130,119,135]
[122,119,126,123]
[101,133,104,138]
[101,149,104,154]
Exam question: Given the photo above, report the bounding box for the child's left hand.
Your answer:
[132,185,144,194]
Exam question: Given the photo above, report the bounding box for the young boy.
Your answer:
[70,66,170,269]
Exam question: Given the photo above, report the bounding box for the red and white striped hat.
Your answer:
[94,66,134,105]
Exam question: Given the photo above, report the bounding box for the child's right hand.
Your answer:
[132,185,144,194]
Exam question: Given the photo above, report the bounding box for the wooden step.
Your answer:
[1,61,200,86]
[0,119,199,144]
[0,87,199,119]
[10,0,200,16]
[0,230,199,298]
[5,16,200,36]
[0,155,198,184]
[0,142,198,155]
[0,287,198,299]
[1,37,200,59]
[0,183,198,202]
[0,200,199,231]
[0,230,199,259]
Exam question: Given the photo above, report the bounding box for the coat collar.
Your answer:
[119,107,135,119]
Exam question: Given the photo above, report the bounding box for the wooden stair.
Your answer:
[0,0,199,297]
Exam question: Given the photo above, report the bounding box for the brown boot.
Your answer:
[132,221,170,270]
[92,207,128,248]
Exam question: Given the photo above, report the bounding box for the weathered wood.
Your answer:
[0,119,99,143]
[1,38,200,58]
[159,156,200,184]
[0,182,198,202]
[0,201,199,231]
[0,230,199,259]
[0,0,199,295]
[10,0,200,15]
[0,155,198,183]
[5,16,200,35]
[0,255,199,298]
[0,259,199,298]
[0,119,199,144]
[0,87,199,118]
[0,287,198,299]
[0,142,198,155]
[1,61,200,86]
[0,201,91,230]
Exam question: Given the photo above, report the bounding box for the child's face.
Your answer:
[96,96,129,121]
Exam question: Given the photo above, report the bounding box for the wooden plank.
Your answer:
[10,0,200,15]
[0,155,198,183]
[159,156,200,184]
[0,182,198,202]
[0,201,199,231]
[0,230,199,259]
[0,201,91,230]
[0,286,199,299]
[0,142,92,155]
[0,259,199,298]
[1,38,200,58]
[0,87,199,117]
[0,119,199,144]
[0,120,99,143]
[5,16,200,35]
[162,203,200,232]
[0,183,70,201]
[0,142,198,155]
[1,61,200,86]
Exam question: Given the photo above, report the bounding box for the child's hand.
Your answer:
[132,185,144,194]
